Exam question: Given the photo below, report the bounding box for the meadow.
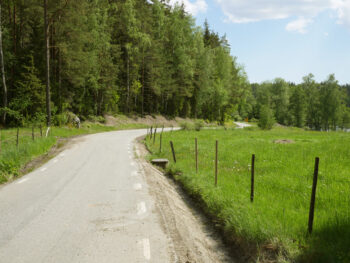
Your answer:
[146,127,350,262]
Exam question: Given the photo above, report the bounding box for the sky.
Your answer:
[168,0,350,84]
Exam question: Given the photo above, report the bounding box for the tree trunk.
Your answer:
[0,4,8,125]
[126,51,130,113]
[44,0,51,126]
[141,49,144,116]
[58,49,62,113]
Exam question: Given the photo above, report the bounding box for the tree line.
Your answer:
[242,74,350,130]
[0,0,250,127]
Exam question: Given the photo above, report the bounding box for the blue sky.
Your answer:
[169,0,350,84]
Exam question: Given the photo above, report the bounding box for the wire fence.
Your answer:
[0,126,52,155]
[146,128,350,235]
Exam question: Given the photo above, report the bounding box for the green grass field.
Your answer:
[146,127,350,262]
[0,122,149,184]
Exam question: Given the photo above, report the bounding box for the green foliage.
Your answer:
[179,121,194,131]
[194,120,204,131]
[258,105,275,130]
[88,115,105,123]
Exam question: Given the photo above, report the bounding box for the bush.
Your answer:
[88,115,105,123]
[194,120,204,131]
[179,121,194,130]
[258,105,275,130]
[54,112,69,126]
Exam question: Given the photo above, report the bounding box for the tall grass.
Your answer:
[146,127,350,262]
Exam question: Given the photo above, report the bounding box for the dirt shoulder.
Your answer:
[135,138,235,263]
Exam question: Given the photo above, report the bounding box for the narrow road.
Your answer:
[234,122,252,129]
[0,129,231,263]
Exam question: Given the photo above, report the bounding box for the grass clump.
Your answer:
[145,127,350,262]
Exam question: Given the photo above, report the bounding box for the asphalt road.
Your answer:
[234,122,252,128]
[0,129,172,263]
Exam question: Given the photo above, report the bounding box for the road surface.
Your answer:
[234,122,252,129]
[0,129,231,263]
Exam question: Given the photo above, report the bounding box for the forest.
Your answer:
[0,0,349,131]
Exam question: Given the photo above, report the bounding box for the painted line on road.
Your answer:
[133,183,142,190]
[17,178,29,184]
[130,162,136,167]
[142,238,151,260]
[58,153,65,157]
[131,171,139,177]
[137,201,147,215]
[40,167,47,172]
[53,159,58,163]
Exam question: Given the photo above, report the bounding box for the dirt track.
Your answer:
[136,139,234,263]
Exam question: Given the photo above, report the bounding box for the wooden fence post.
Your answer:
[159,132,162,152]
[308,157,320,234]
[195,138,198,173]
[153,128,157,144]
[170,141,176,163]
[32,126,35,141]
[250,154,255,202]
[16,128,19,147]
[40,125,43,137]
[215,140,218,186]
[150,126,153,139]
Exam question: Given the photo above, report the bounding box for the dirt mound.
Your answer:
[104,114,185,127]
[274,139,295,144]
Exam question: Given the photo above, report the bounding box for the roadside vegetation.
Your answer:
[146,127,350,262]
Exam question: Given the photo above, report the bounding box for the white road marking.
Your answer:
[16,178,29,184]
[40,167,47,172]
[53,159,58,163]
[58,153,65,157]
[131,171,138,177]
[142,238,151,260]
[137,202,147,215]
[130,162,136,167]
[133,183,142,190]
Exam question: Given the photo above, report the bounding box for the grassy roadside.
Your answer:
[0,122,149,184]
[145,127,350,262]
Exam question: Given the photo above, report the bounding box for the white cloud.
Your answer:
[216,0,350,32]
[169,0,207,15]
[286,17,313,33]
[331,0,350,27]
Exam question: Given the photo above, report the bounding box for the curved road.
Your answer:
[0,130,173,263]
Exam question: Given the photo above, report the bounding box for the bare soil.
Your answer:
[104,114,190,127]
[274,139,295,144]
[135,138,235,263]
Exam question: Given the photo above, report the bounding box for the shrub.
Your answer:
[179,121,194,130]
[88,115,106,123]
[258,105,275,130]
[194,120,204,131]
[54,113,69,126]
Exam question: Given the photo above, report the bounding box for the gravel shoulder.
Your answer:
[135,138,234,263]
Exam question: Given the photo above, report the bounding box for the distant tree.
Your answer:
[319,74,341,130]
[302,74,322,130]
[271,78,289,125]
[258,105,275,130]
[289,85,306,127]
